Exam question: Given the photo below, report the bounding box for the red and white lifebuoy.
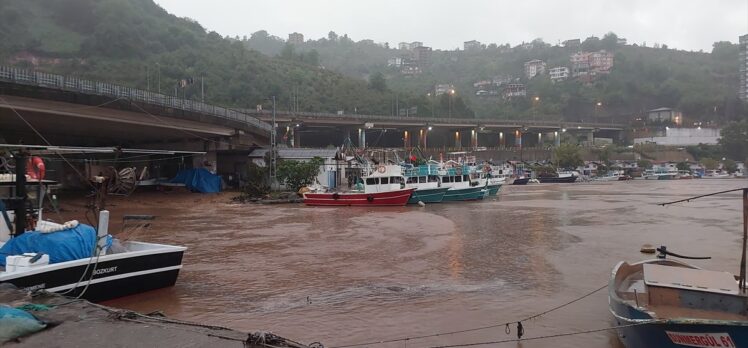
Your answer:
[377,165,386,174]
[26,156,45,181]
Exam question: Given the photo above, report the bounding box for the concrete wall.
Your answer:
[634,127,720,146]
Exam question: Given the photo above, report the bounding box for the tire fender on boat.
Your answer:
[366,195,374,202]
[332,193,340,200]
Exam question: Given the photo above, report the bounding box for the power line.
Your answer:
[329,284,607,348]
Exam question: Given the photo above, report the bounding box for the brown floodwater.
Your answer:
[101,179,748,348]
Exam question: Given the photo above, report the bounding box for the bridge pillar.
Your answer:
[587,130,594,146]
[358,128,366,148]
[419,128,428,148]
[515,130,522,148]
[499,131,505,147]
[470,129,478,148]
[537,132,543,146]
[403,130,410,148]
[554,131,560,147]
[292,127,301,148]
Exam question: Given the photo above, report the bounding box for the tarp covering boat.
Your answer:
[0,224,103,266]
[169,168,221,193]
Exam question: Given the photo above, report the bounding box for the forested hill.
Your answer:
[246,31,747,123]
[0,0,413,115]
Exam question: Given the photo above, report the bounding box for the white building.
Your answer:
[248,148,343,189]
[633,127,721,146]
[524,59,547,79]
[549,67,569,82]
[387,57,404,67]
[434,84,455,96]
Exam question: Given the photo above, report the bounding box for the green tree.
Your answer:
[702,158,718,170]
[276,157,324,192]
[368,72,387,92]
[676,161,690,172]
[722,159,737,173]
[243,162,270,197]
[637,159,652,169]
[718,121,748,161]
[554,143,583,169]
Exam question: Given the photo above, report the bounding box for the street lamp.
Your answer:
[448,89,456,118]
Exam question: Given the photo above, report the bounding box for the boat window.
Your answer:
[464,175,469,181]
[455,176,462,182]
[419,176,427,183]
[381,177,389,184]
[391,177,402,184]
[443,176,452,183]
[498,170,503,174]
[406,177,416,184]
[366,178,378,185]
[428,175,438,182]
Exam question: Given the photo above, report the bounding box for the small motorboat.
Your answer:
[537,171,578,183]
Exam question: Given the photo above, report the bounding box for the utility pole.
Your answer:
[157,63,161,93]
[201,75,204,103]
[270,96,277,187]
[146,65,150,91]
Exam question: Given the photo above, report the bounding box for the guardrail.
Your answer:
[244,109,625,129]
[0,66,272,132]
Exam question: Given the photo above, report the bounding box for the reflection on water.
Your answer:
[104,180,747,347]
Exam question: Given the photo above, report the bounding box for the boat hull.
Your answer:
[442,187,486,201]
[486,184,502,196]
[511,178,530,185]
[0,244,185,302]
[407,187,449,204]
[303,188,414,206]
[609,260,748,348]
[538,176,578,183]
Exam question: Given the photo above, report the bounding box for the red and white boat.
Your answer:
[303,165,414,206]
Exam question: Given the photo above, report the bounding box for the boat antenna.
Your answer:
[658,187,748,292]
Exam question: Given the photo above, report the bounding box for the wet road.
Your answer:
[105,179,747,348]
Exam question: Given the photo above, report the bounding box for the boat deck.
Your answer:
[616,262,748,321]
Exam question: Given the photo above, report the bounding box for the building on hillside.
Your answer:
[464,40,482,51]
[647,107,683,124]
[501,83,526,99]
[617,38,628,45]
[570,50,614,79]
[387,57,404,67]
[288,32,304,45]
[524,59,546,79]
[740,34,748,101]
[398,41,424,51]
[589,50,614,72]
[563,39,581,48]
[434,84,455,96]
[400,62,421,76]
[412,46,432,66]
[549,66,569,82]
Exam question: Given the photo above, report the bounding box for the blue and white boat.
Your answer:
[610,256,748,348]
[403,164,449,204]
[438,165,486,201]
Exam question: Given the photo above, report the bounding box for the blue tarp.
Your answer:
[170,168,222,193]
[0,224,99,267]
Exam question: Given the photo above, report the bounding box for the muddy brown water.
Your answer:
[99,180,747,348]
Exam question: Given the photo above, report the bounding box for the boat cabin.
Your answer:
[362,165,405,193]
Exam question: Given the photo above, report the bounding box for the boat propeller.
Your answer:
[656,245,711,260]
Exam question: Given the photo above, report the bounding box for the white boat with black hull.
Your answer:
[0,148,187,302]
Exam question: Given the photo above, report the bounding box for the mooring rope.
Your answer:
[329,283,607,348]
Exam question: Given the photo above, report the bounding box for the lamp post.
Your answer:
[532,96,540,122]
[267,96,277,187]
[448,89,455,118]
[595,101,602,123]
[156,63,161,94]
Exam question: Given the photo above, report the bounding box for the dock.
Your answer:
[0,284,308,348]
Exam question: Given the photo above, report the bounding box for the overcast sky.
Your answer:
[154,0,747,51]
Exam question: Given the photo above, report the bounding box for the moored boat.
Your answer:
[537,171,578,183]
[609,257,748,348]
[439,166,486,201]
[403,164,448,204]
[303,164,415,206]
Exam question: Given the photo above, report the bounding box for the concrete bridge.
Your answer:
[245,109,626,149]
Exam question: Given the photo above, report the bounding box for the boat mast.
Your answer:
[741,188,748,291]
[13,151,27,236]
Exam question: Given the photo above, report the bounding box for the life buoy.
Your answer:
[455,167,463,175]
[377,165,386,174]
[26,156,45,181]
[366,195,374,202]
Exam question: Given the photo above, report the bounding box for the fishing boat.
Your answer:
[610,188,748,348]
[537,171,578,183]
[472,165,504,196]
[643,168,679,180]
[0,150,186,302]
[402,164,449,204]
[303,164,414,206]
[702,170,732,179]
[438,165,486,201]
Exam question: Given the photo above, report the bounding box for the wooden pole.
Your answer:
[742,188,748,291]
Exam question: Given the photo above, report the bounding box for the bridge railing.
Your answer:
[0,65,271,132]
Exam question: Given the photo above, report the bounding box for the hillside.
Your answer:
[0,0,409,115]
[246,32,747,123]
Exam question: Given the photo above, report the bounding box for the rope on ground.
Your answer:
[328,283,608,348]
[427,321,662,348]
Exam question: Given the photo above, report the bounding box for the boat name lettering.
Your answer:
[93,266,118,276]
[666,331,734,348]
[23,283,46,292]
